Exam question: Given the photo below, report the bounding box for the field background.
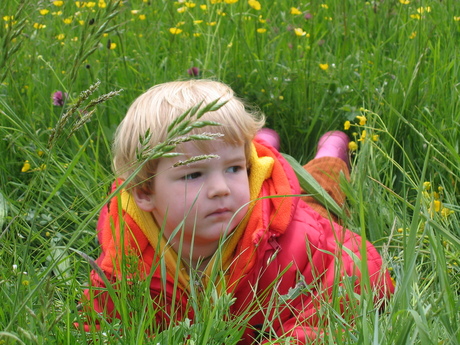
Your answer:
[1,0,460,344]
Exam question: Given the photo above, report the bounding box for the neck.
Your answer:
[190,255,214,273]
[172,240,219,271]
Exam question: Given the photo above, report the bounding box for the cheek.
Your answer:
[236,176,250,201]
[158,185,201,217]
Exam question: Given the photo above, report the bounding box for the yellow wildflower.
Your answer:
[177,7,186,13]
[399,0,410,3]
[290,7,302,15]
[321,4,328,9]
[409,31,417,39]
[169,27,183,34]
[356,115,367,125]
[200,5,207,10]
[139,14,146,20]
[225,0,238,3]
[207,22,217,26]
[259,15,266,23]
[423,181,431,191]
[185,2,196,7]
[53,1,64,6]
[294,28,307,36]
[348,141,358,151]
[194,20,203,24]
[86,2,96,8]
[441,207,454,218]
[248,0,261,10]
[257,28,267,33]
[454,16,460,21]
[344,121,351,130]
[410,14,421,20]
[417,6,431,14]
[98,0,107,8]
[33,23,46,29]
[22,280,30,286]
[433,200,441,213]
[372,134,379,142]
[63,17,72,24]
[358,130,367,141]
[3,16,13,21]
[56,34,65,40]
[39,9,50,15]
[21,160,31,172]
[319,63,329,71]
[109,42,116,49]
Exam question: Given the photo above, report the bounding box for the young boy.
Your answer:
[82,79,394,343]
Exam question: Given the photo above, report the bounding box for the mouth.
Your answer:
[207,208,232,218]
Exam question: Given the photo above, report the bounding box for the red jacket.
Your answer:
[82,139,394,343]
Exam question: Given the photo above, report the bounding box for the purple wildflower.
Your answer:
[52,91,68,106]
[187,67,200,77]
[304,12,313,20]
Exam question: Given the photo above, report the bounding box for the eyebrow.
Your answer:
[173,153,246,169]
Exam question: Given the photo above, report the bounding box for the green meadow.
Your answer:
[1,0,460,343]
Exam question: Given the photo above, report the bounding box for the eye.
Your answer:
[182,172,201,180]
[226,165,244,173]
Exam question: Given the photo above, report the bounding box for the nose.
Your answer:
[207,172,230,198]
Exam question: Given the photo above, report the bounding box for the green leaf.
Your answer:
[0,190,6,230]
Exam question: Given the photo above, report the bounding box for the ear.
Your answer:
[132,187,156,212]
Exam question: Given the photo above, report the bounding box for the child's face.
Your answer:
[135,141,250,262]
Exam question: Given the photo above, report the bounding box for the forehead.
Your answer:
[175,139,232,156]
[159,141,245,166]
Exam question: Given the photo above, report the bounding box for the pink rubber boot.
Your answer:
[315,131,350,165]
[256,128,280,150]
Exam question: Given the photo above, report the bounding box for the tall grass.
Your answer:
[1,0,459,344]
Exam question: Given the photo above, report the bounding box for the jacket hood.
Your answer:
[247,138,301,236]
[221,139,301,290]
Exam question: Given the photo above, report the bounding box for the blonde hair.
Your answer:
[112,79,265,189]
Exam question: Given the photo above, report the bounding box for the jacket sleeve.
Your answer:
[262,212,394,343]
[78,269,190,332]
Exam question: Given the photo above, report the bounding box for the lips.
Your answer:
[207,208,231,218]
